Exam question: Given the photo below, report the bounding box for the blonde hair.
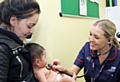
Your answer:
[93,19,120,49]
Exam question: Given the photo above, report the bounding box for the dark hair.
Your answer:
[26,43,45,64]
[0,0,40,26]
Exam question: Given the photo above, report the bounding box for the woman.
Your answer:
[51,19,120,82]
[0,0,76,82]
[0,0,40,81]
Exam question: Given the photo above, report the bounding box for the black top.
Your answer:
[0,27,37,82]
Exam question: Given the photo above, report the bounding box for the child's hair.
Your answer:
[26,43,45,65]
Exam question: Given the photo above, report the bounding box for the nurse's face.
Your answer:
[10,13,39,41]
[89,26,109,52]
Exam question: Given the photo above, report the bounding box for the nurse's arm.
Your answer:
[64,65,81,75]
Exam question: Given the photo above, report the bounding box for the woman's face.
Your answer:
[89,26,109,52]
[12,13,39,41]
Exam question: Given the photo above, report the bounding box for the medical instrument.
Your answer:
[46,63,88,78]
[46,64,52,70]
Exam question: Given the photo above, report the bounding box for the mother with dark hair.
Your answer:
[0,0,76,82]
[0,0,40,81]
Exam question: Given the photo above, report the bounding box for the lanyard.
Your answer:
[90,47,118,82]
[91,59,108,82]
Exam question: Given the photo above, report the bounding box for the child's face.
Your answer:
[40,50,47,67]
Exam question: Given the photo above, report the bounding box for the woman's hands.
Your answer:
[51,59,65,72]
[51,59,76,82]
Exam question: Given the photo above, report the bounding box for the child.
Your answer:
[26,43,75,82]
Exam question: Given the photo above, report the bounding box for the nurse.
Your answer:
[51,19,120,82]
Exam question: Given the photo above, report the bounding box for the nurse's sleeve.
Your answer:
[74,42,89,69]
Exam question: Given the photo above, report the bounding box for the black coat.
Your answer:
[0,27,38,82]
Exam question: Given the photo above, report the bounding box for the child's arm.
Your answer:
[59,73,76,82]
[35,70,48,82]
[47,70,58,82]
[36,69,57,82]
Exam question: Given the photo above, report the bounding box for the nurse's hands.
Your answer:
[51,59,76,82]
[51,59,65,72]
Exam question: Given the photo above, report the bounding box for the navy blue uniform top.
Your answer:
[74,42,120,82]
